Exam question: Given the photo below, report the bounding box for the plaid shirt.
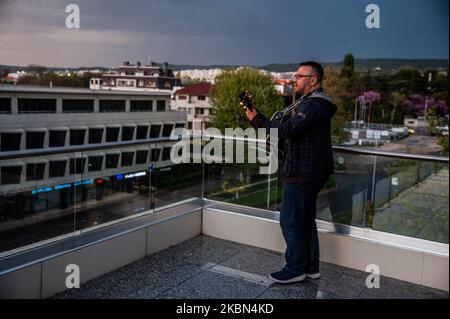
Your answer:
[251,89,337,181]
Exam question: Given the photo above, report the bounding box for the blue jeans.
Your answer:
[280,179,327,275]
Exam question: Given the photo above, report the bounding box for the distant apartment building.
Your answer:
[90,61,181,92]
[172,83,213,132]
[274,79,295,106]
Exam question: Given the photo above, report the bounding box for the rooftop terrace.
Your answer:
[0,136,448,299]
[52,235,447,299]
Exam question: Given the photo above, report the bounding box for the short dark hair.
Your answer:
[298,61,324,82]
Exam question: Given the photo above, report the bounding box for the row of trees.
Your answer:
[1,64,100,87]
[340,54,448,125]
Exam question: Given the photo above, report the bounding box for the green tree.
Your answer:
[323,67,351,144]
[341,53,355,78]
[210,67,283,131]
[389,91,406,124]
[27,64,47,76]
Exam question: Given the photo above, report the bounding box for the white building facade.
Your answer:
[172,83,213,132]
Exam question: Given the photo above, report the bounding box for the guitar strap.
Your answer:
[282,89,332,117]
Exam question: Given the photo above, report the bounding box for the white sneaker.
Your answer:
[305,272,321,279]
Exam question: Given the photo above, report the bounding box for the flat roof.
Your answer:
[0,84,171,97]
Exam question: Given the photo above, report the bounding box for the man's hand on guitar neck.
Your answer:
[245,108,258,122]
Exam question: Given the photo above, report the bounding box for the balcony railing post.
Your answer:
[365,154,378,228]
[266,155,271,210]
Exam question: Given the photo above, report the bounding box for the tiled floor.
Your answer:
[52,235,448,299]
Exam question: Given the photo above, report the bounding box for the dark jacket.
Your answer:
[251,88,337,182]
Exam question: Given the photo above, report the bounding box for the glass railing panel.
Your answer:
[372,156,449,243]
[316,151,373,228]
[152,162,203,209]
[0,152,78,256]
[203,136,280,211]
[205,163,280,210]
[150,135,204,209]
[77,144,157,233]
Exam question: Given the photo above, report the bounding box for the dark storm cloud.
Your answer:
[0,0,448,67]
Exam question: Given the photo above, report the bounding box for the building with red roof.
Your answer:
[172,82,213,132]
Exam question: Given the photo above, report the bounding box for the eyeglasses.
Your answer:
[292,73,315,81]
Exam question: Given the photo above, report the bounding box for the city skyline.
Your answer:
[0,0,448,67]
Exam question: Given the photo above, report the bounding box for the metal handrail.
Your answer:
[332,146,448,163]
[0,134,448,163]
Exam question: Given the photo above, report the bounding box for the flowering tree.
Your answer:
[356,90,381,123]
[403,94,448,117]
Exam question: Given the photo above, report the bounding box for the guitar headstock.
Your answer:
[239,90,253,111]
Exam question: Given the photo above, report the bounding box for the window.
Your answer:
[117,80,134,87]
[18,98,56,113]
[162,124,174,137]
[63,99,94,113]
[198,95,206,101]
[178,95,187,100]
[195,108,205,115]
[70,129,86,145]
[1,133,21,151]
[49,161,66,178]
[0,98,11,114]
[162,147,171,161]
[1,166,22,184]
[99,100,125,112]
[105,154,120,169]
[26,131,46,149]
[136,126,149,139]
[106,127,120,142]
[88,156,103,172]
[49,131,66,147]
[89,128,103,144]
[121,127,135,141]
[175,123,185,129]
[121,152,134,166]
[149,125,161,138]
[136,150,149,164]
[69,158,86,174]
[150,148,161,162]
[164,81,171,88]
[26,163,46,181]
[156,100,166,112]
[145,80,156,88]
[131,100,153,112]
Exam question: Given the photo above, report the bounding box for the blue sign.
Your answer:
[74,179,93,186]
[32,187,53,195]
[54,183,71,190]
[31,179,92,194]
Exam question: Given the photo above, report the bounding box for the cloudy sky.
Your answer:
[0,0,448,67]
